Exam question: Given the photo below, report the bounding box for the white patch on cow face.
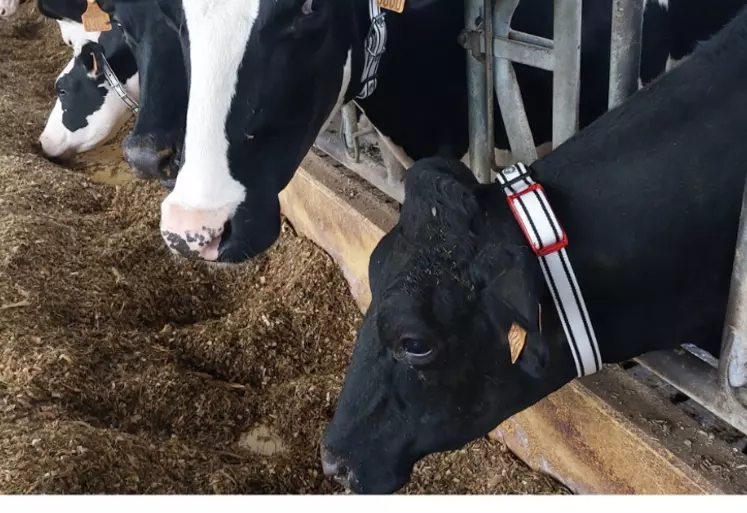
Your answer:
[163,0,260,215]
[57,19,101,51]
[39,62,140,158]
[0,0,20,20]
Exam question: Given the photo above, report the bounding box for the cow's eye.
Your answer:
[401,337,433,357]
[395,336,436,367]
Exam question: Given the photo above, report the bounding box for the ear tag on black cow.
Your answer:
[377,0,406,14]
[507,323,527,364]
[82,0,112,33]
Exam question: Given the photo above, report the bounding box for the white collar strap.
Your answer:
[357,0,388,99]
[496,163,603,377]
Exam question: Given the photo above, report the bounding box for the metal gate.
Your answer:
[313,0,747,436]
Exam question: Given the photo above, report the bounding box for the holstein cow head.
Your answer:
[37,0,188,185]
[320,156,573,494]
[39,20,139,160]
[159,0,446,264]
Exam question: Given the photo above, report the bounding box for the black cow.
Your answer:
[137,0,747,267]
[39,20,139,160]
[37,0,188,183]
[321,5,747,494]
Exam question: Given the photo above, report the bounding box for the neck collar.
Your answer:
[356,0,389,100]
[496,163,603,377]
[94,50,139,114]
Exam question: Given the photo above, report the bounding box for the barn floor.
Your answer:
[0,4,568,494]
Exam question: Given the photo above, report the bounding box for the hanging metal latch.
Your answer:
[339,103,377,163]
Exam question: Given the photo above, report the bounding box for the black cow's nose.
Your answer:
[122,135,178,181]
[321,446,351,489]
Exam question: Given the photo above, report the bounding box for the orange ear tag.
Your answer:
[507,323,527,364]
[377,0,406,14]
[82,0,112,33]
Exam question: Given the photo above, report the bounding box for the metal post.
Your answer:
[637,350,747,435]
[719,180,747,396]
[466,0,492,184]
[551,0,582,148]
[608,0,645,110]
[484,0,495,177]
[492,0,538,164]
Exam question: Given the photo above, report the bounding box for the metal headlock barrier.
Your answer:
[313,0,747,435]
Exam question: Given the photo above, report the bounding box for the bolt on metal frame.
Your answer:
[465,0,747,433]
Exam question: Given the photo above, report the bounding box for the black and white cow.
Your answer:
[320,4,747,494]
[39,20,139,160]
[137,0,747,266]
[37,0,188,182]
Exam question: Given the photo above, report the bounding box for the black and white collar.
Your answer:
[356,0,388,99]
[97,51,139,114]
[496,163,603,377]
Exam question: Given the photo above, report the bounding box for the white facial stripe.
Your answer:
[165,0,260,213]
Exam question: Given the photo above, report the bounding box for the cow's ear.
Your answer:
[478,249,550,378]
[81,45,104,79]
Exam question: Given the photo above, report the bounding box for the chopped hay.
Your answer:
[0,3,568,495]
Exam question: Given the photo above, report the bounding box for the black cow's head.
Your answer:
[38,0,188,184]
[158,0,446,264]
[320,156,575,494]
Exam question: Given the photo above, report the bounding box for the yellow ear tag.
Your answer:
[377,0,406,14]
[507,323,527,364]
[82,0,112,33]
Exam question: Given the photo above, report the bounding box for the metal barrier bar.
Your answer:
[551,0,582,148]
[314,129,405,203]
[604,0,747,425]
[608,0,645,109]
[492,35,554,71]
[492,0,538,164]
[466,0,492,184]
[508,30,554,50]
[718,178,747,402]
[637,350,747,435]
[484,0,496,179]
